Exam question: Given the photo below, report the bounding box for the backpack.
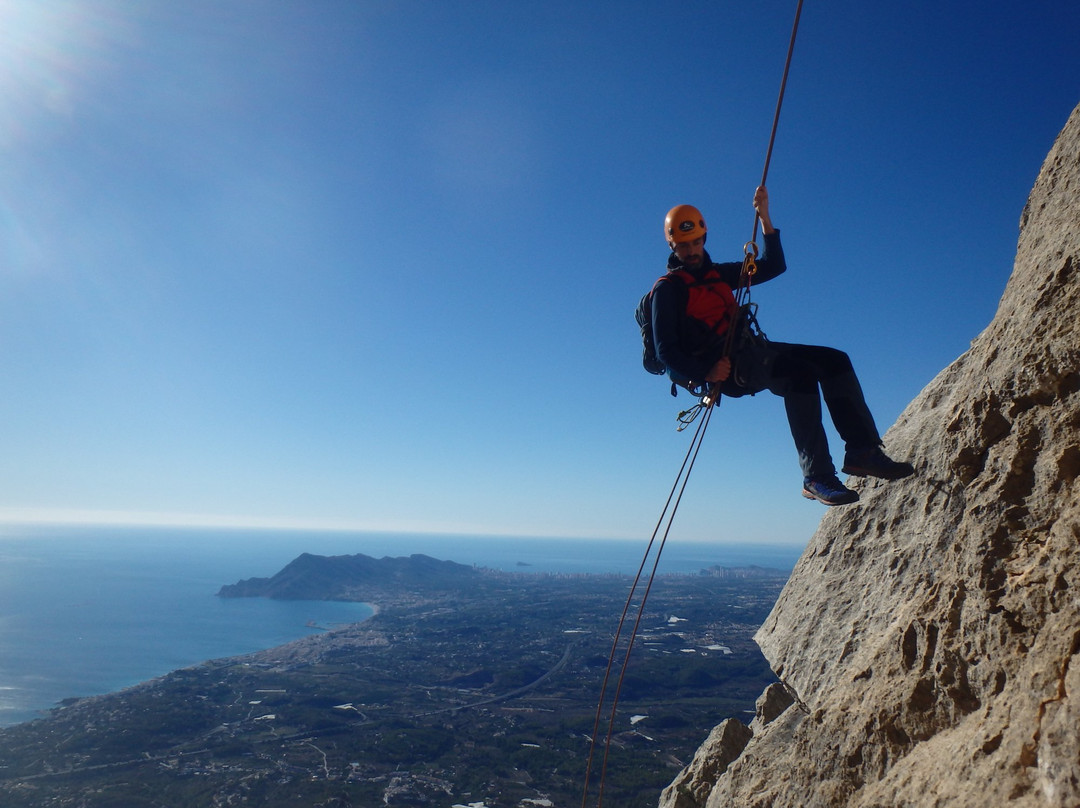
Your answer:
[635,288,667,376]
[635,269,699,377]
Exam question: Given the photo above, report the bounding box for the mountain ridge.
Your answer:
[217,552,481,600]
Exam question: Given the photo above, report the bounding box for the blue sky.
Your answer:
[0,0,1076,547]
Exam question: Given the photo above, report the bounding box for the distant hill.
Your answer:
[217,552,480,600]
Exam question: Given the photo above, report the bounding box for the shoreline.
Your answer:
[0,599,378,730]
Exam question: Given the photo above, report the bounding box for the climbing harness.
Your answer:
[581,3,805,806]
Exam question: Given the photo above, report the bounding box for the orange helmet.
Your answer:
[664,204,707,244]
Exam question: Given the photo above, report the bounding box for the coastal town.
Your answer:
[0,560,788,808]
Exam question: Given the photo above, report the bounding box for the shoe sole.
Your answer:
[841,465,915,481]
[802,488,859,506]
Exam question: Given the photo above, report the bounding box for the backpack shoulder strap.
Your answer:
[654,268,695,289]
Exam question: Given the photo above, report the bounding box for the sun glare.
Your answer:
[0,3,69,142]
[0,1,136,148]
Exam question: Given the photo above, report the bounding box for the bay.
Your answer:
[0,525,800,727]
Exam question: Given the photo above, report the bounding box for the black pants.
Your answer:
[763,343,881,478]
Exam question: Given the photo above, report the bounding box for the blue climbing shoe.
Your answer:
[802,475,860,506]
[842,446,915,480]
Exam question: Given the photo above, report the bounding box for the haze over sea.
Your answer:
[0,525,801,727]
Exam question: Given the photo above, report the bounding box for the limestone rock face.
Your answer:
[661,103,1080,808]
[660,719,753,808]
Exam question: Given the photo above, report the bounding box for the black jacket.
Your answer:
[651,231,786,382]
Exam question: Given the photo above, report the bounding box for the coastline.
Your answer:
[0,528,799,728]
[0,594,377,729]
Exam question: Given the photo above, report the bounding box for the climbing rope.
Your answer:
[579,394,718,808]
[580,3,805,806]
[749,0,805,249]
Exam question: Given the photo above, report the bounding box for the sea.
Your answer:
[0,524,802,728]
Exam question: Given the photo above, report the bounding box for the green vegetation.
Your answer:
[0,569,787,808]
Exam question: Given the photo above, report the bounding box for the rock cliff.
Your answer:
[661,102,1080,808]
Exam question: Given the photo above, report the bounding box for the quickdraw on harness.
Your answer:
[582,2,805,806]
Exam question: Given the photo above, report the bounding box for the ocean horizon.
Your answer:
[0,524,802,727]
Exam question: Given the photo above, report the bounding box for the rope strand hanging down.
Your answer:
[579,395,719,808]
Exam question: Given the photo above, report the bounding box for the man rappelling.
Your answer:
[646,187,914,505]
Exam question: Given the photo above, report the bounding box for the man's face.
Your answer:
[671,236,705,268]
